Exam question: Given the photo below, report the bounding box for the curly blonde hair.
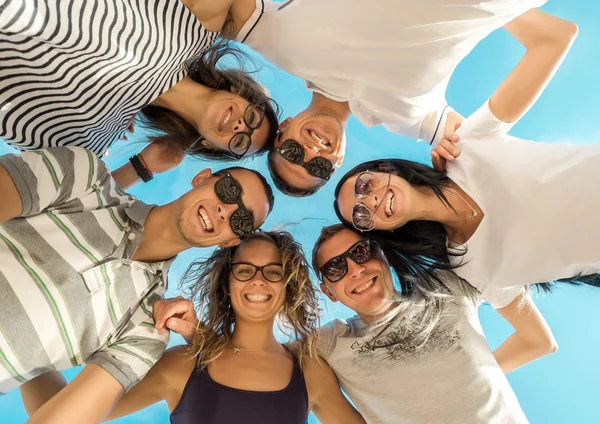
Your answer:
[182,231,320,368]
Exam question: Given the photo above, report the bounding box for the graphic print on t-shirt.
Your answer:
[349,311,462,368]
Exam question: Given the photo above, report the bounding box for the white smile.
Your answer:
[244,294,272,302]
[219,107,233,131]
[353,277,376,294]
[198,206,214,232]
[385,190,394,217]
[309,129,331,147]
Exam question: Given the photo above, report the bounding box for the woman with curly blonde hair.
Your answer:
[98,231,365,423]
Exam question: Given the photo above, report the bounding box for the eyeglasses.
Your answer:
[276,139,333,180]
[226,104,266,159]
[231,262,285,283]
[319,239,376,282]
[214,171,255,237]
[351,171,392,231]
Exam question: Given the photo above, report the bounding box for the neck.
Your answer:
[154,77,210,133]
[224,0,257,39]
[230,318,278,350]
[306,92,352,126]
[132,205,189,262]
[408,183,477,229]
[359,302,397,325]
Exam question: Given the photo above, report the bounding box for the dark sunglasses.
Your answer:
[230,262,285,283]
[226,104,266,159]
[351,171,392,231]
[276,139,333,180]
[214,172,255,237]
[319,239,376,283]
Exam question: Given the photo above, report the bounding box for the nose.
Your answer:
[302,143,321,160]
[217,203,238,222]
[250,276,267,286]
[232,117,247,133]
[346,259,366,279]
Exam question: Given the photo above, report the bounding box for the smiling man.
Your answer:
[0,146,274,423]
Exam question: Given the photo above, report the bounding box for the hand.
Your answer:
[121,117,136,141]
[140,141,185,175]
[431,122,461,171]
[153,296,198,342]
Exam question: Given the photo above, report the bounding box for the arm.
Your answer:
[0,163,23,222]
[180,0,234,32]
[493,292,558,373]
[490,10,578,123]
[304,357,366,424]
[27,364,124,424]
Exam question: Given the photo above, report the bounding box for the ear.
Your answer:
[191,168,212,187]
[219,238,241,249]
[230,86,240,95]
[278,117,292,132]
[335,154,345,168]
[320,283,338,303]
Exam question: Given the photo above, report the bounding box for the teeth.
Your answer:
[223,108,232,126]
[354,277,375,294]
[309,129,331,146]
[198,206,214,232]
[245,294,271,302]
[385,190,394,216]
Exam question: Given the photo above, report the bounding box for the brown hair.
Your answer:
[140,40,280,161]
[183,231,320,368]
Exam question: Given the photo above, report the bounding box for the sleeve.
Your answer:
[479,284,524,310]
[315,320,344,360]
[383,103,454,147]
[87,299,170,392]
[458,100,516,141]
[0,147,109,217]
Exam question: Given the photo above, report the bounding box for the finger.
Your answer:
[155,300,194,328]
[121,135,128,141]
[166,317,196,340]
[439,141,460,158]
[454,122,462,131]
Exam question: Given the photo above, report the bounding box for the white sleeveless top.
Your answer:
[0,0,219,156]
[447,101,600,308]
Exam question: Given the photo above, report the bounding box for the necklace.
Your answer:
[454,190,478,220]
[231,340,279,354]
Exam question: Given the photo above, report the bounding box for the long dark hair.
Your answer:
[334,158,600,298]
[140,40,280,161]
[182,231,320,368]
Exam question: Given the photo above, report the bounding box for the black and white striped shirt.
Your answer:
[0,0,219,156]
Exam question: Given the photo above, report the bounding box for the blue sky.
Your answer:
[2,0,600,423]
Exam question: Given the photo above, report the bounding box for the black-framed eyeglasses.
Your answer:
[276,139,333,180]
[230,261,285,283]
[226,104,266,159]
[351,171,392,231]
[319,239,377,282]
[214,171,255,237]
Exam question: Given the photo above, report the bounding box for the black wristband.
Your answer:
[129,154,153,182]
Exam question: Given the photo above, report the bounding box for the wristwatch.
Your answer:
[129,154,153,182]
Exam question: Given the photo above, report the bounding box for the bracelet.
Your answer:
[129,154,153,182]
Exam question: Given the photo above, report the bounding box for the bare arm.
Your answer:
[27,364,124,424]
[494,292,558,373]
[20,372,67,417]
[0,164,23,222]
[180,0,234,32]
[490,10,578,123]
[304,357,366,424]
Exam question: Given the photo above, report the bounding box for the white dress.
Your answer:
[0,0,219,156]
[447,101,600,308]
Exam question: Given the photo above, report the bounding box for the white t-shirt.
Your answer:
[317,294,528,423]
[237,0,546,145]
[447,101,600,308]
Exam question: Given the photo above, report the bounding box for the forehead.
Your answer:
[233,238,281,263]
[226,169,269,227]
[317,229,363,266]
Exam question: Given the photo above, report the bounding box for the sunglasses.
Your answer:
[226,104,266,159]
[319,239,376,283]
[214,171,255,237]
[231,261,285,283]
[351,171,392,231]
[276,139,333,180]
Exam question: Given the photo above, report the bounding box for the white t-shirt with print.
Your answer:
[237,0,546,145]
[317,296,528,424]
[447,101,600,308]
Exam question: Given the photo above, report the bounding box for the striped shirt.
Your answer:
[0,0,219,156]
[0,146,171,394]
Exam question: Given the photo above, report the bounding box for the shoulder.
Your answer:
[316,318,352,359]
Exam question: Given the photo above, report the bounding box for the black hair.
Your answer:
[140,40,280,161]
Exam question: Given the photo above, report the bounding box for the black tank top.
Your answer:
[170,355,309,424]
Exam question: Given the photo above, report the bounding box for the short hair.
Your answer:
[266,135,327,198]
[311,223,352,281]
[215,166,275,215]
